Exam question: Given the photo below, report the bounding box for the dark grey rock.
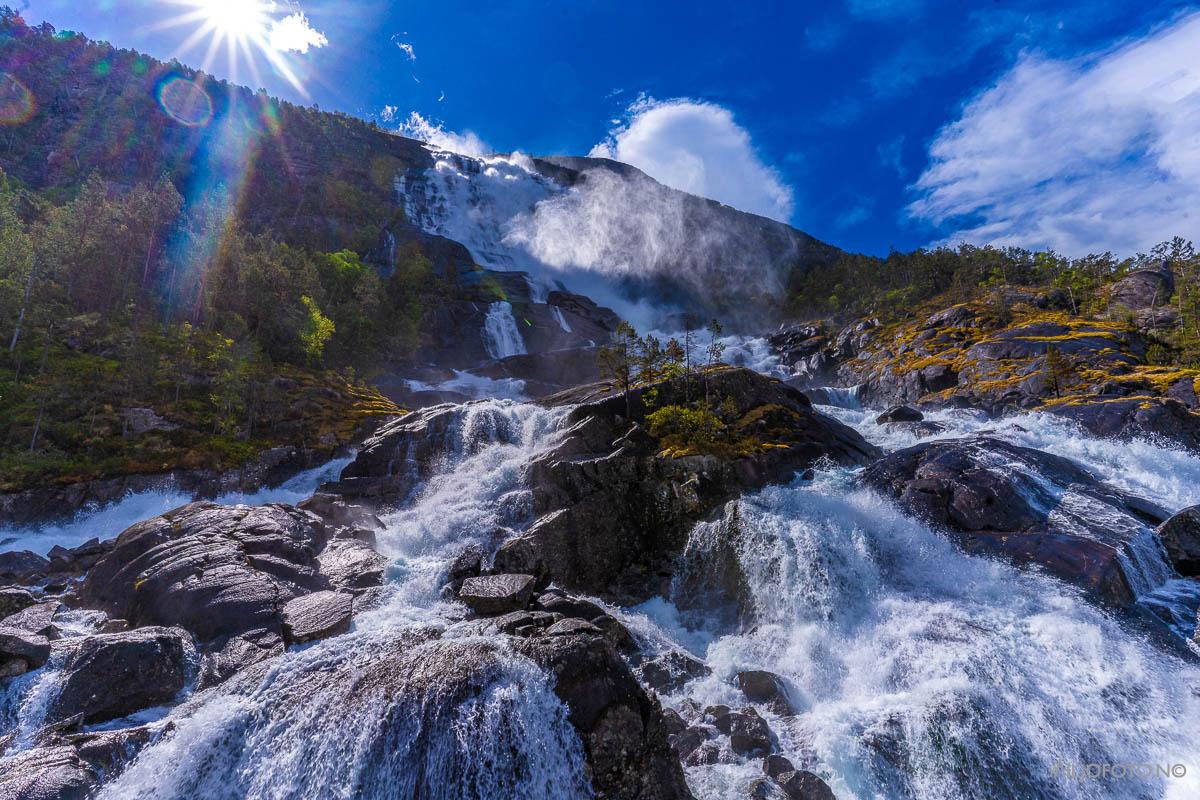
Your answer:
[636,650,712,694]
[736,670,797,715]
[315,539,387,593]
[0,626,51,674]
[0,745,96,800]
[49,626,190,725]
[876,405,923,424]
[79,502,330,644]
[764,753,797,778]
[544,618,602,637]
[281,591,353,645]
[1157,506,1200,576]
[2,601,61,637]
[0,586,38,619]
[0,550,50,585]
[457,574,536,615]
[776,769,838,800]
[713,707,774,756]
[862,436,1169,605]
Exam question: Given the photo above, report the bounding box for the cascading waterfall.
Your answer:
[482,301,527,359]
[624,470,1200,800]
[30,401,591,800]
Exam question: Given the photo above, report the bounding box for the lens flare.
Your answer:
[157,76,214,127]
[0,72,36,125]
[153,1,322,96]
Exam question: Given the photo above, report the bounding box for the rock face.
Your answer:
[1044,397,1200,451]
[0,550,51,585]
[876,405,923,424]
[49,627,190,725]
[0,626,51,676]
[861,436,1168,605]
[494,368,880,600]
[1157,506,1200,576]
[333,404,463,501]
[0,586,37,618]
[78,503,333,645]
[514,633,694,800]
[457,574,537,615]
[1108,266,1174,312]
[280,591,353,645]
[0,745,97,800]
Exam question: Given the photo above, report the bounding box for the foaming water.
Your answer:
[821,404,1200,511]
[87,401,591,800]
[0,457,353,556]
[658,471,1200,800]
[482,301,527,359]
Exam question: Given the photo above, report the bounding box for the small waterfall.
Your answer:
[482,301,527,359]
[550,305,572,333]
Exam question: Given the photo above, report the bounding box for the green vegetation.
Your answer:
[786,237,1200,368]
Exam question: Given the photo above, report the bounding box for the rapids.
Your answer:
[3,386,1199,799]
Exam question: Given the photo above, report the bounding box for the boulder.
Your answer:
[0,626,51,675]
[764,754,797,779]
[736,670,797,715]
[876,405,923,424]
[0,550,50,585]
[1108,266,1174,311]
[281,591,353,645]
[332,404,464,501]
[636,650,713,694]
[0,745,96,800]
[862,436,1169,605]
[1044,397,1200,452]
[776,770,838,800]
[78,502,331,644]
[1157,506,1200,576]
[197,626,285,689]
[713,707,774,756]
[3,601,61,637]
[496,369,879,601]
[0,586,37,618]
[457,574,536,615]
[544,618,602,637]
[514,634,694,800]
[49,627,190,725]
[45,538,113,575]
[315,538,387,593]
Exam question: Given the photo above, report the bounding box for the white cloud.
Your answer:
[846,0,925,20]
[268,13,327,54]
[909,12,1200,255]
[396,111,490,158]
[396,42,416,61]
[591,97,795,223]
[380,105,398,123]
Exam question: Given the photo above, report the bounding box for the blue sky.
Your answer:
[18,0,1200,257]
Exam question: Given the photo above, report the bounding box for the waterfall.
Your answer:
[550,305,572,333]
[78,401,589,800]
[624,470,1200,800]
[482,301,527,360]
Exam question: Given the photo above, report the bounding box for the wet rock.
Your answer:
[876,405,923,424]
[862,436,1169,605]
[736,669,797,715]
[636,650,713,694]
[661,707,688,736]
[49,626,189,725]
[545,617,602,637]
[0,745,97,800]
[79,502,331,644]
[713,707,774,756]
[749,777,789,799]
[514,633,694,800]
[669,724,712,762]
[67,725,157,778]
[1045,397,1200,452]
[536,592,606,620]
[0,550,50,585]
[1157,506,1200,576]
[332,404,467,501]
[3,601,61,637]
[764,753,797,778]
[0,627,51,675]
[888,420,947,437]
[776,769,838,800]
[281,590,353,645]
[686,741,723,766]
[590,613,639,653]
[45,538,113,575]
[0,586,37,618]
[315,538,387,593]
[457,574,536,615]
[197,627,285,689]
[497,368,879,601]
[448,544,484,583]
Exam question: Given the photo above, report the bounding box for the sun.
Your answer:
[153,0,312,95]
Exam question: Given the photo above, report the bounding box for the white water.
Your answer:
[79,401,592,800]
[405,370,529,401]
[481,301,527,359]
[551,305,573,333]
[0,457,353,556]
[621,471,1200,800]
[4,377,1199,799]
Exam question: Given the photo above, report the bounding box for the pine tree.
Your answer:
[1043,345,1076,398]
[597,321,639,418]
